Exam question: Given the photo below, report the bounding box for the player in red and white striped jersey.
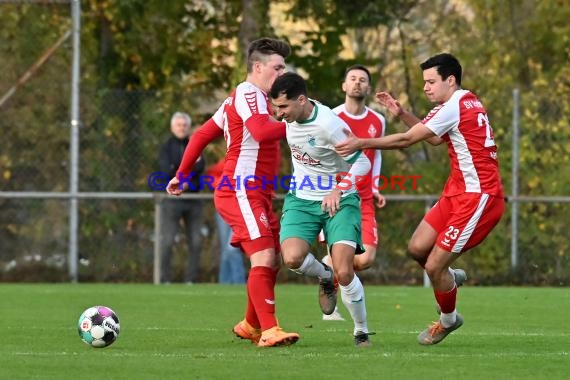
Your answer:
[166,38,299,347]
[336,53,505,345]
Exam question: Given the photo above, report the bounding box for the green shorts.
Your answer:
[280,192,364,254]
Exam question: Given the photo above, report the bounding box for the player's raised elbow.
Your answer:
[426,136,445,146]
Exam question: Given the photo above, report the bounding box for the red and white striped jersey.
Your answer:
[333,104,386,200]
[176,80,285,194]
[210,82,281,192]
[423,89,504,197]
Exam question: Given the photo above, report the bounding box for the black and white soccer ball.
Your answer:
[77,306,120,348]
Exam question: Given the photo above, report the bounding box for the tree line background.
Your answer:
[0,0,568,284]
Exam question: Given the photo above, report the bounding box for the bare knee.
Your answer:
[281,238,309,269]
[407,240,429,264]
[407,221,437,265]
[424,261,452,290]
[334,268,355,286]
[281,251,305,269]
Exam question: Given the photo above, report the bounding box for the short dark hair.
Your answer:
[344,64,372,83]
[269,72,307,100]
[420,53,462,86]
[246,37,291,72]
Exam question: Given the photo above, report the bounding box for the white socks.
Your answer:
[440,310,458,328]
[290,253,331,280]
[340,274,368,335]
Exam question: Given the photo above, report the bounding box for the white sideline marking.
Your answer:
[11,351,570,359]
[11,325,570,338]
[400,330,570,338]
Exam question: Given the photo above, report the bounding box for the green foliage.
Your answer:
[453,0,570,280]
[82,0,243,118]
[1,0,569,284]
[277,0,410,106]
[284,0,396,27]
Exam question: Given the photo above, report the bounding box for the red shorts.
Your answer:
[424,193,504,253]
[360,198,378,247]
[214,189,280,256]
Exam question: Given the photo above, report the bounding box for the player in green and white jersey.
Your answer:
[269,72,374,347]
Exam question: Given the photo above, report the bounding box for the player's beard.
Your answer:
[348,93,366,101]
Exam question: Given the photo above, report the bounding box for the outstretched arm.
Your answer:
[178,119,223,176]
[335,124,437,156]
[166,119,223,195]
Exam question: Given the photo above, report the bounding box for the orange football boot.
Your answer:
[257,326,300,347]
[232,319,262,344]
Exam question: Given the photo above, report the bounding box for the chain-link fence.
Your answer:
[1,1,569,285]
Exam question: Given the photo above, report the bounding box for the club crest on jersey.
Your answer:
[307,135,316,146]
[368,124,377,137]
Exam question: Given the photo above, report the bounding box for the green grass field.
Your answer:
[1,284,568,380]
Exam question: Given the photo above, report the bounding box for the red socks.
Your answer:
[245,266,278,331]
[434,285,457,314]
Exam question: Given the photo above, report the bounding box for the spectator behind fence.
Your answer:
[159,111,206,284]
[207,159,246,284]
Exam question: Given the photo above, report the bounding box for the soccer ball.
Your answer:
[77,306,120,348]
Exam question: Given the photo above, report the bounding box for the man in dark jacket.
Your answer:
[159,112,205,283]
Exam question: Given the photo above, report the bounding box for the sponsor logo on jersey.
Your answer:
[291,146,321,166]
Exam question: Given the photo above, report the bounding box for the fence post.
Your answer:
[511,88,520,270]
[68,0,81,283]
[153,195,163,285]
